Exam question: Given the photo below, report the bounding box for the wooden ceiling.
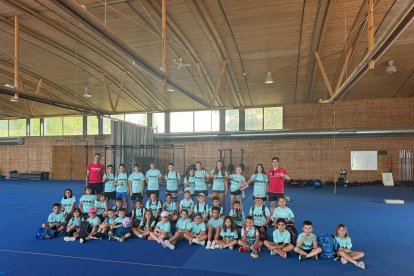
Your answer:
[0,0,413,118]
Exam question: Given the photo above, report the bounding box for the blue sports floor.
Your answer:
[1,180,414,275]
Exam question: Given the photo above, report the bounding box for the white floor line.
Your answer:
[0,249,180,269]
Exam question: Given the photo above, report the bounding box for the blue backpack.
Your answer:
[36,228,55,240]
[317,234,338,259]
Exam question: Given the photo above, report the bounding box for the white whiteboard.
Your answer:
[351,151,377,170]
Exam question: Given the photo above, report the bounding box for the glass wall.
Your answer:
[245,108,263,130]
[225,109,239,131]
[264,107,283,130]
[87,116,99,135]
[152,113,165,133]
[30,118,41,136]
[63,116,83,135]
[194,110,219,132]
[125,113,147,126]
[170,111,193,132]
[9,119,26,136]
[0,120,8,137]
[44,117,63,136]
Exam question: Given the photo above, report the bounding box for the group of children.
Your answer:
[42,182,365,269]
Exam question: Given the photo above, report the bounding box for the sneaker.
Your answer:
[137,234,143,239]
[188,239,193,245]
[91,236,99,240]
[198,240,206,246]
[63,236,71,242]
[206,241,212,249]
[211,241,216,249]
[79,238,84,244]
[250,250,259,259]
[270,250,277,255]
[239,247,250,253]
[119,237,125,243]
[69,237,76,241]
[229,245,234,250]
[161,240,166,248]
[334,256,340,262]
[280,252,287,259]
[215,244,223,249]
[356,261,365,269]
[341,257,348,264]
[314,254,318,260]
[255,247,261,253]
[108,232,114,241]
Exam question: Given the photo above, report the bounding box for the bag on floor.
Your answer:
[286,224,297,245]
[36,228,55,240]
[317,234,338,259]
[79,221,91,239]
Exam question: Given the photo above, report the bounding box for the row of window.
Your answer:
[0,107,282,137]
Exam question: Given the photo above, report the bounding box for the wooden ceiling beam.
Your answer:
[367,0,375,69]
[314,52,334,97]
[334,47,353,92]
[30,79,43,117]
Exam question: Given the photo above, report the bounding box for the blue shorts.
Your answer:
[114,227,131,237]
[116,192,128,199]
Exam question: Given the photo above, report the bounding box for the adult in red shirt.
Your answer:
[267,157,290,216]
[86,153,105,195]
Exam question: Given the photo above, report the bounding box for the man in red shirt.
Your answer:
[267,157,290,216]
[86,153,105,195]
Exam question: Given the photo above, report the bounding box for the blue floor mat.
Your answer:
[1,180,414,275]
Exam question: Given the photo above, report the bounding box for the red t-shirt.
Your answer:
[86,163,104,184]
[267,167,287,194]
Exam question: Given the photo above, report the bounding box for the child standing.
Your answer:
[79,186,96,219]
[335,224,365,269]
[210,160,228,211]
[145,161,162,199]
[264,218,294,258]
[146,192,162,220]
[249,195,271,241]
[131,201,145,227]
[184,168,195,198]
[194,161,208,197]
[133,209,156,239]
[165,163,181,204]
[184,213,207,246]
[294,220,322,260]
[103,165,116,205]
[214,216,238,250]
[61,189,75,219]
[272,196,297,244]
[229,200,245,236]
[79,208,101,244]
[42,203,65,235]
[95,194,108,221]
[209,197,224,217]
[194,193,209,223]
[246,164,268,201]
[229,165,247,210]
[63,208,82,241]
[163,193,178,222]
[238,216,261,258]
[149,211,171,246]
[206,206,224,249]
[180,190,194,217]
[109,208,131,243]
[164,209,192,250]
[128,164,145,208]
[114,163,129,212]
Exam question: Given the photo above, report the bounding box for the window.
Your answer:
[103,117,111,135]
[63,116,83,135]
[170,111,193,132]
[110,114,124,121]
[9,119,26,137]
[44,117,63,136]
[194,110,219,132]
[245,108,263,130]
[264,107,283,129]
[0,120,8,137]
[225,109,239,131]
[87,116,99,135]
[125,113,147,126]
[30,118,41,136]
[152,113,165,133]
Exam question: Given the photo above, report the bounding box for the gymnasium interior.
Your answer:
[0,0,414,275]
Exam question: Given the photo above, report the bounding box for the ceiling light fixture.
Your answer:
[385,60,397,74]
[264,71,274,84]
[83,86,92,98]
[10,93,19,102]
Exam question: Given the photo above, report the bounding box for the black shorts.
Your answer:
[194,190,208,197]
[131,193,143,201]
[105,191,116,200]
[252,196,267,201]
[301,248,313,254]
[268,192,284,202]
[212,190,225,194]
[88,183,104,195]
[230,190,241,196]
[146,190,159,199]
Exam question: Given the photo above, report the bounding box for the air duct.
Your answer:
[0,137,24,145]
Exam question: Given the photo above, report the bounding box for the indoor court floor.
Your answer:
[0,180,413,275]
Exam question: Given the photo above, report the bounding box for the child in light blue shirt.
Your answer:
[294,220,322,260]
[206,206,223,249]
[149,211,171,247]
[103,165,116,205]
[214,216,238,250]
[146,192,162,219]
[180,190,194,216]
[184,213,207,246]
[42,203,65,235]
[264,218,294,258]
[163,193,178,222]
[165,163,181,204]
[114,164,129,211]
[145,161,162,198]
[64,208,83,241]
[128,164,145,207]
[108,208,131,243]
[61,189,75,217]
[164,209,192,250]
[184,168,196,197]
[335,224,365,269]
[238,216,261,258]
[79,186,96,218]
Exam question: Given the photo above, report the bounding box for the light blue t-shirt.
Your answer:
[47,212,65,224]
[210,205,224,216]
[190,221,206,235]
[211,170,228,191]
[194,202,209,218]
[249,205,270,227]
[145,169,162,191]
[273,229,291,243]
[180,198,194,212]
[146,200,162,216]
[156,221,171,236]
[194,170,208,191]
[165,171,180,191]
[184,176,195,194]
[103,173,116,192]
[105,216,116,224]
[139,219,156,231]
[229,208,245,227]
[272,206,294,222]
[132,207,145,221]
[115,172,128,193]
[113,216,128,225]
[176,218,192,231]
[250,173,268,198]
[79,194,96,213]
[220,228,239,240]
[297,233,317,250]
[241,226,258,245]
[163,201,177,215]
[95,200,106,215]
[87,216,101,226]
[68,216,82,227]
[207,217,223,228]
[230,174,245,192]
[128,172,145,193]
[335,236,352,249]
[61,197,76,214]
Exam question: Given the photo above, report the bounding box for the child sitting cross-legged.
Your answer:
[238,216,261,259]
[213,216,238,250]
[93,208,116,240]
[132,209,156,239]
[164,209,192,250]
[184,213,207,246]
[63,208,82,241]
[294,220,322,260]
[149,211,171,247]
[42,203,65,236]
[263,218,294,258]
[108,208,132,243]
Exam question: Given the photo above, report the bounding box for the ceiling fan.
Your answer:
[173,58,191,69]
